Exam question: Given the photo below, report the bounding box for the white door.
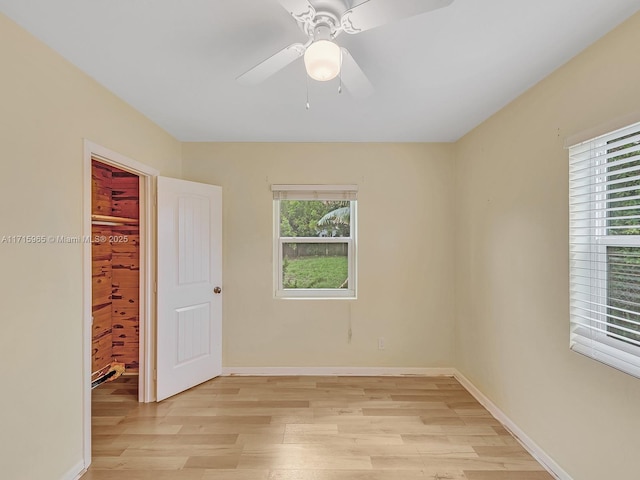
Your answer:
[156,176,222,401]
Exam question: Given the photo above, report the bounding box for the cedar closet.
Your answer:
[91,159,140,391]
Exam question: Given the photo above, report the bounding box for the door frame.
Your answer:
[82,140,159,470]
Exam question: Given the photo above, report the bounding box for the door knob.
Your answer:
[213,286,222,294]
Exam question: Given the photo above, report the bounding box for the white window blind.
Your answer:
[569,121,640,378]
[272,184,358,201]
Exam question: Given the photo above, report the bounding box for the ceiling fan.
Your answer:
[237,0,454,98]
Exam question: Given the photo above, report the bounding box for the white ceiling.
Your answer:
[1,0,638,142]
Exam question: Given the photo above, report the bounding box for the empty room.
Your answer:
[1,1,640,479]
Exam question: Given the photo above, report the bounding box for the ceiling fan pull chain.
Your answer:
[306,74,311,110]
[338,70,342,94]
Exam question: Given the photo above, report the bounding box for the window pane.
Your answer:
[607,246,640,344]
[282,242,348,289]
[607,131,640,235]
[280,200,351,237]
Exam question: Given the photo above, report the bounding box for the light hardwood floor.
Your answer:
[82,376,553,480]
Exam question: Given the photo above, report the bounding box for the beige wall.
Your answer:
[182,143,456,368]
[454,11,640,480]
[0,13,181,480]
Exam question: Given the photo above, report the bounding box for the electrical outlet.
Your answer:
[378,337,385,350]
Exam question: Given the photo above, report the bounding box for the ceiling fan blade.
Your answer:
[340,48,374,98]
[277,0,316,23]
[237,43,306,86]
[341,0,454,34]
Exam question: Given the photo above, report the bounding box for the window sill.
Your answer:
[275,294,357,301]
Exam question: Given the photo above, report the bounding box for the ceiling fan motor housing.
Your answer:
[296,0,346,39]
[312,23,334,41]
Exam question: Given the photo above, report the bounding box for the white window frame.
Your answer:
[569,122,640,378]
[272,184,357,299]
[592,144,640,358]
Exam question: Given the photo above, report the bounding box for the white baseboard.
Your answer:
[222,366,456,376]
[60,460,85,480]
[454,371,572,480]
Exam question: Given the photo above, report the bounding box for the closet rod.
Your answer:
[91,214,139,226]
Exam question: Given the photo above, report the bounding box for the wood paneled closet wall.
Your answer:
[91,159,140,375]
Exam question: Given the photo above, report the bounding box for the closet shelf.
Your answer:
[91,214,139,226]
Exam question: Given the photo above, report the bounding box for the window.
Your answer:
[569,121,640,378]
[272,184,357,298]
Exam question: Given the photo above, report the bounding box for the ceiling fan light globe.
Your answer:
[304,40,341,82]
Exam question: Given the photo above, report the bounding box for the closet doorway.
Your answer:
[82,141,158,466]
